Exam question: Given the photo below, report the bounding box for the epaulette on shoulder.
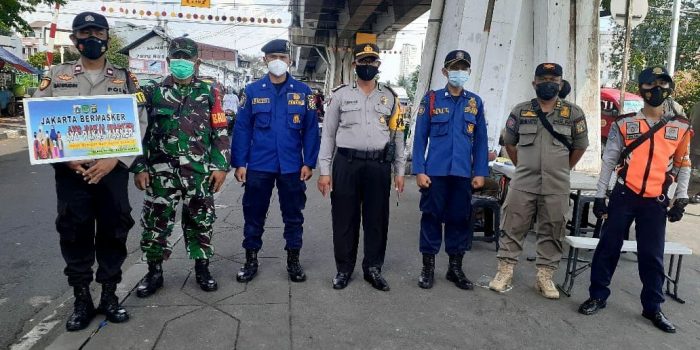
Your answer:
[331,84,347,93]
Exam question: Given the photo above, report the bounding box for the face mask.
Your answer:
[76,37,107,60]
[355,65,379,81]
[535,81,560,100]
[639,86,672,107]
[267,59,288,77]
[169,59,195,80]
[447,70,470,88]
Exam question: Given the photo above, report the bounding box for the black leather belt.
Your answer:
[337,147,383,161]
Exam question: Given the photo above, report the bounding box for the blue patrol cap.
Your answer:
[638,66,673,85]
[444,50,471,67]
[535,63,563,77]
[261,39,290,55]
[72,12,109,31]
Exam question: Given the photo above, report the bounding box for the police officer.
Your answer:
[412,50,489,290]
[488,63,589,299]
[317,43,406,291]
[579,67,693,333]
[232,39,320,283]
[132,37,230,297]
[33,12,147,331]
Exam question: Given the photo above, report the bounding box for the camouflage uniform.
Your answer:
[132,75,230,261]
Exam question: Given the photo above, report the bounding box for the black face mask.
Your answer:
[535,82,560,100]
[639,86,672,107]
[76,37,108,60]
[355,65,379,81]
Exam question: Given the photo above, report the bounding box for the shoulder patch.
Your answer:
[307,94,317,110]
[128,71,140,88]
[39,77,51,91]
[331,84,347,93]
[239,91,247,107]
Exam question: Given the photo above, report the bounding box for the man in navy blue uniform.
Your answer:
[412,50,489,290]
[232,39,320,283]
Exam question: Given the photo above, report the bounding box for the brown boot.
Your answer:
[489,259,514,292]
[535,266,560,299]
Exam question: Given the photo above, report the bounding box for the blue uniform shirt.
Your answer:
[412,87,489,178]
[232,74,320,174]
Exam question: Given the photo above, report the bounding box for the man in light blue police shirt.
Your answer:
[232,39,320,283]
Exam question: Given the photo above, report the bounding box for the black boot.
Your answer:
[287,249,307,282]
[97,283,129,323]
[136,260,163,298]
[237,249,259,283]
[66,285,96,331]
[446,253,474,290]
[418,254,435,289]
[194,259,218,292]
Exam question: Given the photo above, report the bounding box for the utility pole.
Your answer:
[619,0,632,114]
[667,0,682,76]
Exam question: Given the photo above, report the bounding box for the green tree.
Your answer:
[0,0,66,34]
[106,35,129,68]
[27,51,60,69]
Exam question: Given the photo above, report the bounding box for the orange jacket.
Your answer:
[616,113,692,198]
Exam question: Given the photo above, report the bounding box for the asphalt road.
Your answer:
[0,137,145,349]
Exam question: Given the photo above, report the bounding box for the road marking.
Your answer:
[28,296,53,307]
[10,310,61,350]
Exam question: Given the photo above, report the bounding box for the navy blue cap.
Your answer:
[535,63,562,77]
[261,39,290,55]
[72,12,109,31]
[444,50,471,67]
[638,66,673,85]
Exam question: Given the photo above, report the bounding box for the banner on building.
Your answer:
[23,95,142,165]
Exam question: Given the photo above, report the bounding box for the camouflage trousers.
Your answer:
[140,169,216,261]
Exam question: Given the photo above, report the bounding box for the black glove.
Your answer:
[592,197,608,219]
[668,198,689,222]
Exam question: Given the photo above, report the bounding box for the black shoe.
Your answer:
[446,254,473,290]
[237,249,259,283]
[418,254,435,289]
[66,285,96,331]
[642,311,676,333]
[96,283,129,323]
[332,272,351,290]
[136,261,163,298]
[578,298,607,315]
[194,259,218,292]
[363,267,390,291]
[286,249,307,283]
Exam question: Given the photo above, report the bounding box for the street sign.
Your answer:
[610,0,648,29]
[181,0,210,8]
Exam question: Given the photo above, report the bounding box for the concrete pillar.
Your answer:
[408,0,601,172]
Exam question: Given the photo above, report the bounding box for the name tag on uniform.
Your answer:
[253,97,270,104]
[433,107,449,115]
[287,93,305,106]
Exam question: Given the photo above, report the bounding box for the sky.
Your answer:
[22,0,428,84]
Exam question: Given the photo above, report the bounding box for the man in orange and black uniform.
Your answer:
[579,67,693,333]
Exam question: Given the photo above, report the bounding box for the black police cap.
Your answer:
[261,39,290,54]
[353,43,380,60]
[444,50,471,67]
[72,12,109,31]
[638,66,673,85]
[535,63,562,77]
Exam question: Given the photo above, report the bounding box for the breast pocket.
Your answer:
[287,104,305,130]
[552,125,573,147]
[252,103,272,128]
[374,104,392,132]
[430,115,450,137]
[518,123,537,146]
[339,103,361,127]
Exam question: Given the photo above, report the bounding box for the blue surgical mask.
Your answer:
[447,70,470,88]
[169,59,195,80]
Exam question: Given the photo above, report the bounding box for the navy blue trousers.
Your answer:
[419,176,472,255]
[242,170,307,251]
[589,184,667,313]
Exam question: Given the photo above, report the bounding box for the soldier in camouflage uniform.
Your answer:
[131,37,230,297]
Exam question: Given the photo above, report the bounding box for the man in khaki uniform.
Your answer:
[489,63,589,299]
[317,43,406,291]
[34,12,147,331]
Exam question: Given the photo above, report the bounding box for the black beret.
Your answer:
[261,39,290,54]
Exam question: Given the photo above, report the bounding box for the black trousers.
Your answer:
[54,164,134,287]
[331,151,391,274]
